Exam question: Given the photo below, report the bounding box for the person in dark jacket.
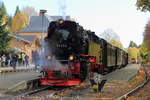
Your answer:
[11,54,17,70]
[25,54,29,67]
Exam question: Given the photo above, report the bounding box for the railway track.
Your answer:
[9,86,75,100]
[115,77,149,100]
[14,86,50,97]
[1,86,51,100]
[115,64,150,100]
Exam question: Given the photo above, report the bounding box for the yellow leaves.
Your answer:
[11,12,29,33]
[140,43,149,54]
[136,0,150,11]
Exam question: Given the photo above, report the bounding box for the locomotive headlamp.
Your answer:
[58,19,64,24]
[69,56,74,60]
[47,56,52,60]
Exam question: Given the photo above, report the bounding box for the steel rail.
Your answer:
[16,86,50,97]
[115,66,149,100]
[1,86,50,100]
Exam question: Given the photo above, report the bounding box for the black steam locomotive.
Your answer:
[40,19,128,86]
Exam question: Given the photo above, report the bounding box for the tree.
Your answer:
[14,6,20,16]
[100,29,121,42]
[129,41,137,48]
[135,0,150,61]
[136,0,150,12]
[0,2,7,14]
[11,6,29,33]
[100,28,123,48]
[136,0,150,59]
[7,16,12,31]
[0,2,8,25]
[22,6,38,19]
[143,20,150,50]
[0,2,13,32]
[139,43,150,59]
[0,2,10,54]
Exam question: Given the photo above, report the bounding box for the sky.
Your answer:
[1,0,150,48]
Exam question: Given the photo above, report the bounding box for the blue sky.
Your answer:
[1,0,150,47]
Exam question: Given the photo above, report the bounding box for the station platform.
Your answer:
[0,65,40,98]
[0,64,35,74]
[103,64,141,83]
[0,71,40,90]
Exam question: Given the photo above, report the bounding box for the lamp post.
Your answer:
[38,9,47,69]
[40,9,47,53]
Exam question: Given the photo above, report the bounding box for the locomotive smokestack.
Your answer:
[39,9,47,16]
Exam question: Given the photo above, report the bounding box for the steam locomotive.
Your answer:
[40,19,128,86]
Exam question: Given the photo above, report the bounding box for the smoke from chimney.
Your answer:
[59,0,67,20]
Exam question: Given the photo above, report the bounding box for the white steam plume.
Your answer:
[58,0,67,20]
[38,41,68,70]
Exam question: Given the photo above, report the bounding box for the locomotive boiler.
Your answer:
[40,19,128,86]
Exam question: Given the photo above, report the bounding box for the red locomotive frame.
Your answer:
[40,54,104,86]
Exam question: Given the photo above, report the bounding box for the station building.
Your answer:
[9,15,71,63]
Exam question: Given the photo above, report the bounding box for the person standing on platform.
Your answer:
[12,54,17,70]
[18,53,22,66]
[1,55,6,67]
[22,53,25,66]
[25,54,29,67]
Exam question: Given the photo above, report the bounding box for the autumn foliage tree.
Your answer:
[135,1,150,61]
[11,6,29,33]
[135,0,150,48]
[100,28,123,48]
[139,43,150,59]
[136,0,150,12]
[143,21,150,50]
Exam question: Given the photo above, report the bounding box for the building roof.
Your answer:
[9,34,37,43]
[19,35,37,42]
[20,16,49,33]
[19,15,71,33]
